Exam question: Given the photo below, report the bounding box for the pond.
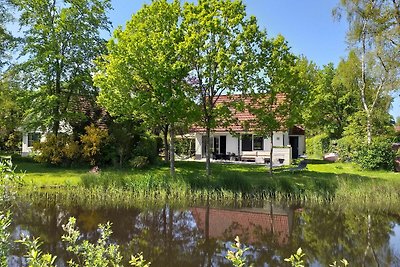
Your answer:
[6,194,400,266]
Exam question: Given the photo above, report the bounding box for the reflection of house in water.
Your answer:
[191,206,294,246]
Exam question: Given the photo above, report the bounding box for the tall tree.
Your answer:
[335,0,400,144]
[95,0,195,176]
[13,0,111,135]
[303,62,359,139]
[242,35,306,175]
[182,0,261,175]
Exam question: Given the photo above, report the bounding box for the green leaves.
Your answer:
[13,0,111,133]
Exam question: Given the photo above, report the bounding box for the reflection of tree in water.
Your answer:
[8,195,400,267]
[123,203,206,267]
[291,205,400,266]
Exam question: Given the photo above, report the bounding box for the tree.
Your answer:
[0,68,30,150]
[95,0,195,176]
[13,0,111,135]
[303,62,359,139]
[181,0,261,175]
[335,0,400,144]
[242,35,306,175]
[0,0,15,68]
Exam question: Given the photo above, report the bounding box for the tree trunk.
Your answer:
[163,124,169,163]
[169,123,175,177]
[366,114,372,145]
[206,126,211,176]
[52,62,62,136]
[269,131,274,176]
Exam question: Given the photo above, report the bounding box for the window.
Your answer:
[253,136,264,150]
[28,133,41,147]
[241,134,252,151]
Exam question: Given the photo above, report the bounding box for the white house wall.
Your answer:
[21,132,46,156]
[194,131,295,165]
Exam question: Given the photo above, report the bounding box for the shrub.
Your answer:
[306,133,330,159]
[354,139,396,170]
[33,134,81,165]
[80,124,109,166]
[18,217,152,267]
[129,156,149,169]
[133,134,159,164]
[335,135,360,162]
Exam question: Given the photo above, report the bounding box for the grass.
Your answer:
[9,156,400,207]
[13,157,400,186]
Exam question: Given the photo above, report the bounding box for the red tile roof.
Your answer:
[191,94,288,133]
[191,207,290,246]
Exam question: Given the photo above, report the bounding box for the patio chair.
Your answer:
[287,160,307,172]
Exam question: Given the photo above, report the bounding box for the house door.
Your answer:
[289,136,299,159]
[220,136,226,155]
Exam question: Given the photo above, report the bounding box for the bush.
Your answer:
[80,124,109,166]
[335,135,360,162]
[133,134,159,164]
[33,134,81,165]
[129,156,149,169]
[353,139,396,170]
[306,133,330,159]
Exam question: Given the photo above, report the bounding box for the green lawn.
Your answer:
[13,158,400,187]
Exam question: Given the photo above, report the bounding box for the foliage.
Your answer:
[62,217,123,267]
[0,0,15,68]
[181,0,262,175]
[17,216,152,267]
[353,139,396,170]
[17,236,57,267]
[306,133,330,159]
[302,63,358,138]
[335,0,400,144]
[95,0,197,175]
[80,124,109,166]
[33,134,80,165]
[225,238,350,267]
[13,0,111,134]
[132,134,159,165]
[129,253,151,267]
[129,156,149,169]
[225,236,250,267]
[284,248,305,267]
[330,259,349,267]
[105,119,144,167]
[0,70,27,150]
[174,137,194,158]
[0,211,11,266]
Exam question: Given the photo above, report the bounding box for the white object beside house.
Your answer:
[190,95,305,166]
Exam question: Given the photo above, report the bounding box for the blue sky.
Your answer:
[108,0,399,119]
[7,0,398,118]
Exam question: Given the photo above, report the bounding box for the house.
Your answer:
[190,95,305,165]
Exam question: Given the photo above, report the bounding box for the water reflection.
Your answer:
[7,197,400,266]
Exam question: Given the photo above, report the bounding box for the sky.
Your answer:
[108,0,399,119]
